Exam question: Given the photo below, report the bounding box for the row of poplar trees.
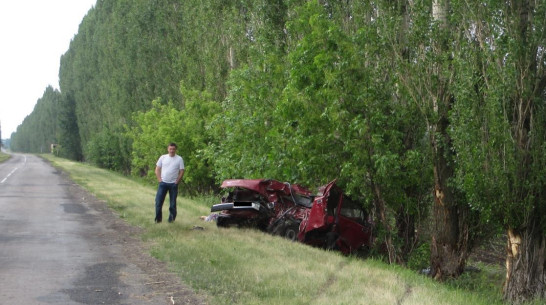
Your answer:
[9,0,546,303]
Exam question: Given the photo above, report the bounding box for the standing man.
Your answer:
[154,143,185,223]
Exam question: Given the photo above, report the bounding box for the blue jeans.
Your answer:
[155,182,178,222]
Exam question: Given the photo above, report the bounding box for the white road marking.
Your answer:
[1,168,18,184]
[1,155,26,184]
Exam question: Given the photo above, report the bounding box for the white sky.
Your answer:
[0,0,96,138]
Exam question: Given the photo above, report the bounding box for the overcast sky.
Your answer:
[0,0,96,138]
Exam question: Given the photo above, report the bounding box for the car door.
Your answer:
[301,180,338,234]
[334,194,373,253]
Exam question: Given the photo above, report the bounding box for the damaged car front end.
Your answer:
[211,179,373,255]
[210,179,312,231]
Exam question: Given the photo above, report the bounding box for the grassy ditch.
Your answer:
[0,151,10,163]
[43,155,510,305]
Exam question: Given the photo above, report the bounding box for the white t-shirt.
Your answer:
[156,154,184,183]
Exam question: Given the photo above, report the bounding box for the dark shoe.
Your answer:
[155,219,162,223]
[168,216,175,223]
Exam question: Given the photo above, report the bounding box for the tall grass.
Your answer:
[43,155,507,305]
[0,151,10,163]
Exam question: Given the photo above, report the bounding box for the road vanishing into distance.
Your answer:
[0,154,204,305]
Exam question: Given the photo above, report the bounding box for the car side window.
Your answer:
[339,195,367,224]
[327,189,341,216]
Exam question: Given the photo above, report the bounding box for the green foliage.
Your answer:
[206,55,288,182]
[86,128,131,173]
[56,93,83,161]
[273,1,357,185]
[446,262,505,303]
[55,0,249,168]
[448,2,546,300]
[128,91,220,194]
[45,154,506,305]
[203,1,293,183]
[281,1,431,263]
[128,99,185,183]
[407,242,431,271]
[11,2,546,301]
[450,0,546,230]
[10,86,61,154]
[178,87,222,193]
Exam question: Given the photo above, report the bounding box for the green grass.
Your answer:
[0,151,10,162]
[42,154,508,305]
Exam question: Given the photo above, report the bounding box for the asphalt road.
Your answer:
[0,154,205,305]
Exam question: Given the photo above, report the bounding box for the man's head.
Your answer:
[167,143,177,156]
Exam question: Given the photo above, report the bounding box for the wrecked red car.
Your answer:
[210,179,373,255]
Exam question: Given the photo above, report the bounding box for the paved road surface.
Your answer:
[0,154,205,305]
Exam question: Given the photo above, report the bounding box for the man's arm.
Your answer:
[176,169,185,185]
[155,166,162,182]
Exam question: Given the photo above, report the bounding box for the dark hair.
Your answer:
[168,142,177,148]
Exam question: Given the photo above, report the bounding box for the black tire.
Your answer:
[325,231,339,250]
[282,221,300,241]
[216,216,232,228]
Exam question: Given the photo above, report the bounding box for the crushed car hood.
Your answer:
[221,179,312,197]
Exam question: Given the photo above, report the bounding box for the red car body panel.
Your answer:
[300,180,337,233]
[212,179,373,255]
[220,179,312,203]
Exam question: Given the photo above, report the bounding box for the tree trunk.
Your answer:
[502,0,546,301]
[432,0,448,28]
[396,207,416,263]
[372,180,400,264]
[430,199,470,279]
[429,116,470,279]
[504,223,546,303]
[427,0,472,280]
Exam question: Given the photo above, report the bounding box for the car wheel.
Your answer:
[283,222,300,241]
[216,216,232,228]
[326,231,339,250]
